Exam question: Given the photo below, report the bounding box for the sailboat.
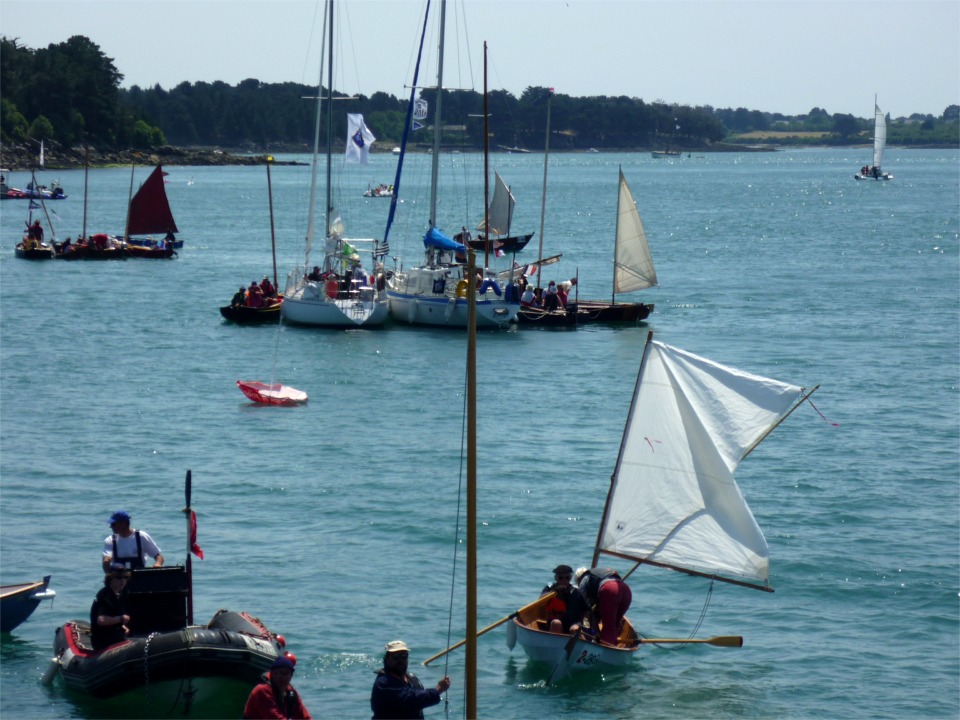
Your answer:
[281,0,389,329]
[121,164,179,257]
[14,172,56,259]
[463,172,534,254]
[385,0,519,329]
[507,330,816,675]
[517,168,656,326]
[854,96,893,181]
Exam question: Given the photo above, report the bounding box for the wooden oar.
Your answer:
[639,635,743,647]
[422,593,556,666]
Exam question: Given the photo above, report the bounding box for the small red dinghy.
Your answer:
[237,380,308,406]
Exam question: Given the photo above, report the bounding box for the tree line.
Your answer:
[2,35,957,153]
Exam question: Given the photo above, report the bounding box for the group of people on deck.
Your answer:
[539,564,633,646]
[520,276,577,312]
[232,275,280,309]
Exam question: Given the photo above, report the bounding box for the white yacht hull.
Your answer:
[281,283,389,328]
[387,292,516,328]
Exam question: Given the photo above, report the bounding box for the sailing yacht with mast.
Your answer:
[281,0,389,328]
[384,0,518,329]
[854,96,893,181]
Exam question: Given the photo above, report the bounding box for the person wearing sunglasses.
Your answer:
[540,564,588,634]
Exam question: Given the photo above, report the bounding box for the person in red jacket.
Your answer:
[243,656,312,719]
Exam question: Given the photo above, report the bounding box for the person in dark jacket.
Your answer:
[575,567,632,646]
[242,656,312,719]
[371,640,450,719]
[540,564,588,633]
[90,568,131,650]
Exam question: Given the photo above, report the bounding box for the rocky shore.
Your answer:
[0,143,307,171]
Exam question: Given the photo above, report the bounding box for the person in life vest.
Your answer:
[371,640,450,720]
[575,567,632,646]
[101,510,164,573]
[243,655,312,719]
[540,564,588,634]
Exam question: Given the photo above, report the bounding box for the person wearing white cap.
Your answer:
[101,509,163,573]
[371,640,451,719]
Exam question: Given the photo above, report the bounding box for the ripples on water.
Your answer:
[1,148,957,719]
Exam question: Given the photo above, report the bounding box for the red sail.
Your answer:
[127,165,179,236]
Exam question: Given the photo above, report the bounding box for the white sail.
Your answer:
[872,102,887,169]
[597,338,807,588]
[477,171,515,235]
[614,170,657,294]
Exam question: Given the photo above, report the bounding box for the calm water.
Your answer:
[1,148,957,719]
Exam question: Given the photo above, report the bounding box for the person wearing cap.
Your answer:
[242,655,312,719]
[90,567,132,650]
[371,640,450,719]
[102,510,164,573]
[231,286,247,307]
[540,564,588,634]
[574,566,632,646]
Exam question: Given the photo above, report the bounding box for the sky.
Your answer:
[2,0,958,118]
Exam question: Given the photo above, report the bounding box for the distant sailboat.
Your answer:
[464,171,534,254]
[123,165,181,253]
[855,96,893,181]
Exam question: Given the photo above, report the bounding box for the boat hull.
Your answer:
[52,609,281,711]
[854,172,893,181]
[387,292,517,328]
[515,301,653,326]
[0,576,55,632]
[281,284,389,328]
[466,232,534,254]
[220,303,282,324]
[14,245,55,260]
[510,611,640,672]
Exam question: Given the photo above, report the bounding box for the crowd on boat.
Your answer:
[537,564,632,645]
[519,276,576,311]
[231,276,281,309]
[859,165,884,179]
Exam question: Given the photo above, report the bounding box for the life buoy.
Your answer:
[325,280,338,299]
[456,280,469,298]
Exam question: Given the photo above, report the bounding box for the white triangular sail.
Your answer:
[614,170,657,294]
[597,338,807,589]
[477,171,515,235]
[872,101,887,169]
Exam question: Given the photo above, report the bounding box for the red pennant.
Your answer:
[190,510,204,559]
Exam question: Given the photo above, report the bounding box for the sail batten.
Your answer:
[597,337,806,590]
[614,170,657,294]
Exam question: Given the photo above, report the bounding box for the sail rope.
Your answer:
[638,579,714,649]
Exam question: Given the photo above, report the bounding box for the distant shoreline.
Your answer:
[1,140,950,172]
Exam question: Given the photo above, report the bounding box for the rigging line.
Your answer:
[442,353,470,690]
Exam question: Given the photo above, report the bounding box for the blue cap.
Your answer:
[271,657,295,672]
[109,510,131,525]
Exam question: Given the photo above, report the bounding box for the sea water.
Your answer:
[0,148,957,719]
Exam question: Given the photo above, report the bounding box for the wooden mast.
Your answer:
[466,247,477,717]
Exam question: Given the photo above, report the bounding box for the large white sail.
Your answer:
[597,339,807,588]
[614,170,657,294]
[873,102,887,169]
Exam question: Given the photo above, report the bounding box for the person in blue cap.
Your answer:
[243,655,312,719]
[101,509,164,573]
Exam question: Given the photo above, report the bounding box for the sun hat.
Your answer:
[384,640,410,654]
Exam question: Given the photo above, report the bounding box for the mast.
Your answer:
[303,1,330,271]
[82,145,89,239]
[612,168,621,306]
[482,42,490,269]
[124,164,135,243]
[428,0,446,228]
[535,89,552,290]
[266,156,278,288]
[465,249,477,718]
[324,0,335,247]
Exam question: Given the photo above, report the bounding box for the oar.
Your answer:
[639,635,743,647]
[546,628,581,686]
[422,593,556,666]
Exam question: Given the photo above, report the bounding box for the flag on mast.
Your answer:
[346,114,376,164]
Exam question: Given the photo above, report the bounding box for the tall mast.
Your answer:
[325,0,335,242]
[428,0,446,228]
[482,42,490,269]
[536,90,552,290]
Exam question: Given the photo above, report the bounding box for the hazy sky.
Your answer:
[2,0,957,118]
